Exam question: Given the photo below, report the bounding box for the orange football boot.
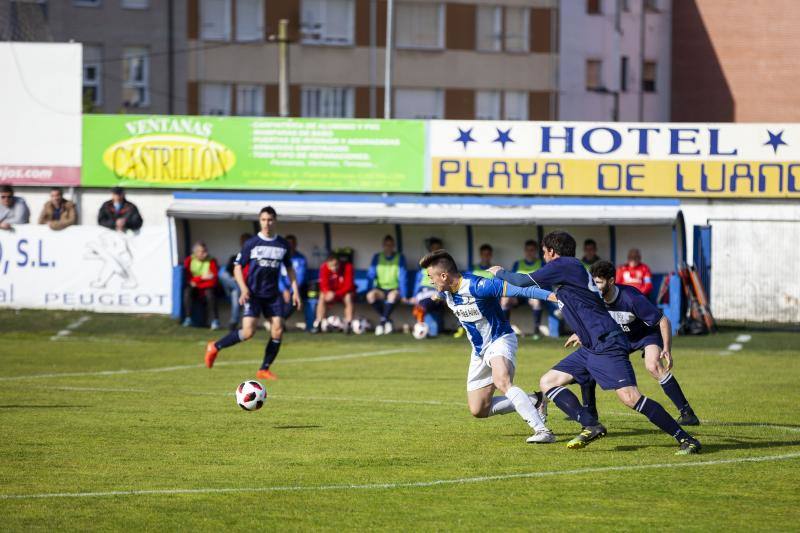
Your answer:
[204,341,219,368]
[256,368,279,380]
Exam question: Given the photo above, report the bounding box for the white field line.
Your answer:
[49,316,91,341]
[0,348,417,382]
[2,452,799,501]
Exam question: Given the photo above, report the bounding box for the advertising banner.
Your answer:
[0,226,171,314]
[429,120,800,198]
[82,115,426,192]
[0,43,82,186]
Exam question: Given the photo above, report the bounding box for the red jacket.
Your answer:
[319,261,355,298]
[616,263,653,296]
[183,256,219,290]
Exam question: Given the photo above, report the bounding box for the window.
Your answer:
[122,47,149,107]
[396,2,443,49]
[73,0,100,6]
[504,7,529,52]
[201,83,232,115]
[236,85,264,116]
[475,91,500,120]
[82,45,102,107]
[642,61,656,92]
[503,91,528,121]
[620,56,628,92]
[476,6,501,52]
[121,0,149,8]
[301,87,354,118]
[622,0,631,11]
[586,59,602,90]
[301,0,354,45]
[644,0,660,12]
[236,0,264,41]
[201,0,231,41]
[587,0,601,15]
[394,89,443,119]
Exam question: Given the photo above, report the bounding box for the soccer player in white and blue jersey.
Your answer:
[492,231,701,455]
[205,206,302,381]
[419,250,556,444]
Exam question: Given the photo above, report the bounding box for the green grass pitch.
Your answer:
[1,310,799,531]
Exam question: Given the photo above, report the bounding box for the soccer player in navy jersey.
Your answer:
[490,231,701,454]
[420,250,556,444]
[205,206,302,381]
[567,261,699,426]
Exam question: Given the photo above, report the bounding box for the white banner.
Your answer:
[0,225,171,314]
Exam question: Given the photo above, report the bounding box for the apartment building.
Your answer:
[559,0,671,122]
[0,0,188,114]
[185,0,559,120]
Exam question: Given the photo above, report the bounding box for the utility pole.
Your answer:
[278,19,289,117]
[369,0,377,118]
[383,0,394,119]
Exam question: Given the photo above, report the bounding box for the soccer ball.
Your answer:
[321,315,343,332]
[351,318,370,335]
[412,321,429,340]
[236,380,267,411]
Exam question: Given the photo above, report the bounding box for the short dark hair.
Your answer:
[542,231,576,257]
[326,252,338,261]
[479,243,493,253]
[111,186,124,195]
[383,234,395,242]
[50,187,63,194]
[584,238,597,248]
[1,185,13,194]
[419,249,459,273]
[524,239,538,248]
[426,236,443,250]
[286,233,297,243]
[590,260,616,280]
[259,206,277,218]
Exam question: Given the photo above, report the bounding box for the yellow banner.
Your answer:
[431,158,800,198]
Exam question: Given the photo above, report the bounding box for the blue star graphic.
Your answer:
[492,128,514,150]
[454,127,477,149]
[764,130,788,154]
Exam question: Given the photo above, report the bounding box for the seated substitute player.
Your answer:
[566,261,699,426]
[490,231,701,454]
[204,206,302,380]
[312,252,356,333]
[500,239,546,339]
[366,235,409,335]
[411,237,445,334]
[471,243,495,279]
[419,249,556,444]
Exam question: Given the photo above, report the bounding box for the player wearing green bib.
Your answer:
[471,243,495,279]
[367,235,409,335]
[501,240,546,340]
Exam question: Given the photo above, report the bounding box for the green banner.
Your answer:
[82,115,426,192]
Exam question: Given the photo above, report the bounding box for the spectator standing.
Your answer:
[581,238,601,268]
[313,253,355,333]
[182,241,221,330]
[38,187,77,230]
[366,235,408,335]
[616,248,653,296]
[219,233,251,331]
[98,187,143,232]
[0,185,30,230]
[280,234,308,319]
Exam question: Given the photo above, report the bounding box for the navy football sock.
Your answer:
[546,386,599,427]
[659,372,692,413]
[634,395,689,442]
[532,309,543,329]
[370,300,384,317]
[261,338,282,370]
[581,380,599,420]
[382,301,396,321]
[503,308,511,321]
[215,329,244,350]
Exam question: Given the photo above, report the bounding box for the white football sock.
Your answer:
[507,386,547,431]
[489,394,540,417]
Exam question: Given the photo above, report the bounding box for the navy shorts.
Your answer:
[243,295,285,319]
[553,338,637,390]
[630,333,663,355]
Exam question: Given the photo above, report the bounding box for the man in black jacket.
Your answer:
[98,187,143,232]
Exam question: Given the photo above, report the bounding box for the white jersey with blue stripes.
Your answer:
[441,274,514,357]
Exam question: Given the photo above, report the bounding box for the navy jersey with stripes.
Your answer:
[605,284,663,345]
[235,234,292,298]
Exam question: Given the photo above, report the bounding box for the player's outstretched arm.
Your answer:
[503,284,552,301]
[489,267,537,288]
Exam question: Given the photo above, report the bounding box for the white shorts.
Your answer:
[466,333,518,391]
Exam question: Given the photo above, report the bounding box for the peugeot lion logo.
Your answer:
[84,232,138,289]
